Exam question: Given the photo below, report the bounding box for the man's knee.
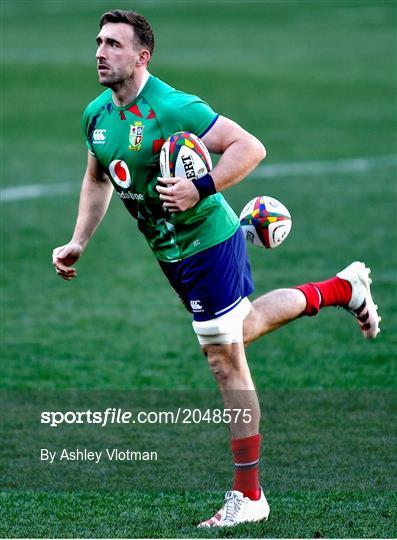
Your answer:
[202,343,235,382]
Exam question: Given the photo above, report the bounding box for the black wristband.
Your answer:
[192,173,217,200]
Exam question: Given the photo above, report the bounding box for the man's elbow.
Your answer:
[249,136,266,164]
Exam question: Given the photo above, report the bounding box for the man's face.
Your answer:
[96,23,140,87]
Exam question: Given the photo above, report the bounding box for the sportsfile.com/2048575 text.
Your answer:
[40,408,253,427]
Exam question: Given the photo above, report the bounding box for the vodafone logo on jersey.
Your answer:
[109,160,132,189]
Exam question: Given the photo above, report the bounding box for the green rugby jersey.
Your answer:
[82,74,240,262]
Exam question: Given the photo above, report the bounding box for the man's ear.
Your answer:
[136,49,151,66]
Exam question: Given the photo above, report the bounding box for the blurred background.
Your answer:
[1,1,396,537]
[2,0,396,389]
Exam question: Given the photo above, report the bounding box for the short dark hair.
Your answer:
[99,10,155,55]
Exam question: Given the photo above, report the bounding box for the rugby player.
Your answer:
[52,10,381,527]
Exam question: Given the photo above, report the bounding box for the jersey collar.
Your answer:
[111,70,151,110]
[136,70,150,97]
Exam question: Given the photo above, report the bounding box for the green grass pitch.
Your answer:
[1,0,396,537]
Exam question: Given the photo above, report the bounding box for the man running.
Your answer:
[52,10,380,527]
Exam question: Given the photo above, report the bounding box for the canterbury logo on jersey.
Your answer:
[93,129,106,143]
[190,300,203,312]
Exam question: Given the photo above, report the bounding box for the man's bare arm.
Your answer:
[71,152,113,249]
[52,152,113,280]
[156,116,265,212]
[201,115,266,190]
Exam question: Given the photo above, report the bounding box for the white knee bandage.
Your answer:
[192,297,251,345]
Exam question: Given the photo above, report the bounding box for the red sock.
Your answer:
[295,277,352,316]
[231,434,261,500]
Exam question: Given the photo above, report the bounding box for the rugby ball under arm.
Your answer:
[160,131,212,180]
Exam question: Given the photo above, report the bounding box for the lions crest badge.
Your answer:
[129,121,144,151]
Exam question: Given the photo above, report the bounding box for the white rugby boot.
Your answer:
[197,488,270,528]
[337,261,381,339]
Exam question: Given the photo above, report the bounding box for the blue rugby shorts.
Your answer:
[158,227,254,322]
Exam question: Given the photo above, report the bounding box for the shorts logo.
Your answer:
[129,121,144,151]
[109,160,132,189]
[93,129,106,144]
[190,300,203,312]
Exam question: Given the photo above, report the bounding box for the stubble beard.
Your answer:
[99,66,135,91]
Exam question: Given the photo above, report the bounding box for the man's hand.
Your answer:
[156,177,200,212]
[52,242,83,280]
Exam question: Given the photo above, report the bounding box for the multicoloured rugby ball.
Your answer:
[160,131,212,180]
[240,196,292,249]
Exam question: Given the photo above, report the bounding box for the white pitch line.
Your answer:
[1,183,75,202]
[251,153,397,179]
[1,154,396,203]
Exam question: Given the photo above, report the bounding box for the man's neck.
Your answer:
[112,70,150,107]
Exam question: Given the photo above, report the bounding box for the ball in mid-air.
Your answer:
[160,131,212,180]
[240,195,292,248]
